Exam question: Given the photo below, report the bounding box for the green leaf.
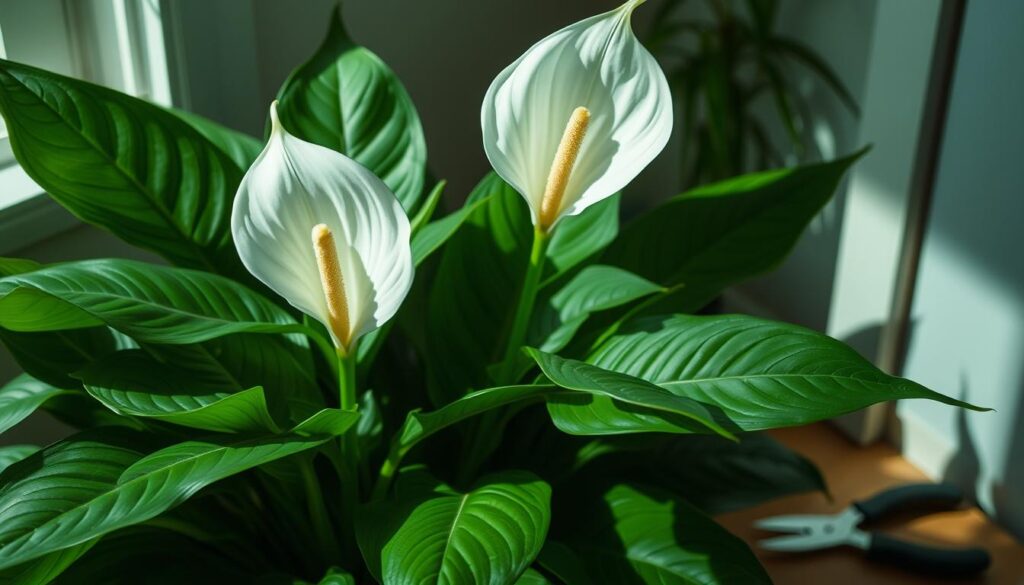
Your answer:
[0,539,97,585]
[601,152,864,310]
[0,374,68,436]
[425,176,619,392]
[168,108,264,170]
[0,446,36,475]
[315,568,357,585]
[411,193,489,266]
[76,350,282,433]
[393,385,553,458]
[543,195,619,282]
[425,174,532,404]
[0,59,247,277]
[531,265,663,353]
[358,470,551,585]
[0,327,126,389]
[559,484,770,584]
[514,569,551,585]
[410,181,447,234]
[0,411,356,570]
[0,260,320,418]
[275,6,426,212]
[529,349,736,439]
[52,527,253,584]
[535,541,591,585]
[573,433,826,514]
[0,258,40,278]
[0,259,306,343]
[574,314,984,432]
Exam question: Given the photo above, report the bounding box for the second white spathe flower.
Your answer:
[481,0,673,232]
[231,102,413,352]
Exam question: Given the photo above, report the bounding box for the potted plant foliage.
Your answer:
[0,1,981,583]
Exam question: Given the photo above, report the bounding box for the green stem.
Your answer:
[336,346,360,561]
[458,227,549,486]
[299,456,339,561]
[497,226,550,382]
[371,444,405,501]
[338,347,358,411]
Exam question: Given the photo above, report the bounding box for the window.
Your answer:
[0,0,174,252]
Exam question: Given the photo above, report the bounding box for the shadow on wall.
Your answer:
[989,361,1024,539]
[940,376,980,504]
[939,369,1024,540]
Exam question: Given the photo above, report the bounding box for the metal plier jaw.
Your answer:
[755,483,991,577]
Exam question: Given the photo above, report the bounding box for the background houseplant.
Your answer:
[0,3,980,584]
[647,0,859,188]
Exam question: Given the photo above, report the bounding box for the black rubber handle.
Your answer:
[867,533,991,577]
[853,483,963,523]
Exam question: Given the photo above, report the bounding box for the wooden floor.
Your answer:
[716,424,1024,584]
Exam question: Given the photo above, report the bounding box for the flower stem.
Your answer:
[336,346,360,561]
[498,226,550,382]
[457,227,549,487]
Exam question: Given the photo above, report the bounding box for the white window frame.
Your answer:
[0,0,174,255]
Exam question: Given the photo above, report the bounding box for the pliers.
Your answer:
[755,483,991,577]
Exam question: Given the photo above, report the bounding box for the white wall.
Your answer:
[897,0,1024,538]
[731,0,877,331]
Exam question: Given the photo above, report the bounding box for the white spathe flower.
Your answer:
[231,102,413,352]
[481,0,673,232]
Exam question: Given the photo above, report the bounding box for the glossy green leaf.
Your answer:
[0,59,247,277]
[0,446,36,475]
[572,433,826,514]
[410,181,447,234]
[314,567,357,585]
[0,258,40,278]
[144,337,321,424]
[535,541,591,585]
[76,350,282,433]
[52,527,253,584]
[0,327,126,389]
[601,152,863,310]
[560,484,770,584]
[566,314,984,432]
[275,6,426,212]
[513,568,551,585]
[425,175,532,404]
[358,470,551,585]
[543,195,619,282]
[530,349,735,439]
[0,260,319,419]
[0,410,356,570]
[0,539,96,585]
[392,385,553,460]
[0,374,68,435]
[169,108,263,170]
[531,265,663,353]
[411,194,488,266]
[0,259,307,343]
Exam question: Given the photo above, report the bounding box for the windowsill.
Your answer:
[0,163,80,255]
[717,423,1022,584]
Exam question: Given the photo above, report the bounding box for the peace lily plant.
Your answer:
[0,2,983,584]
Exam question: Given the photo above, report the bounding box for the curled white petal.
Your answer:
[481,0,673,229]
[231,103,413,348]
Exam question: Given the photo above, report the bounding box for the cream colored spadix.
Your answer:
[481,0,673,232]
[232,102,413,352]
